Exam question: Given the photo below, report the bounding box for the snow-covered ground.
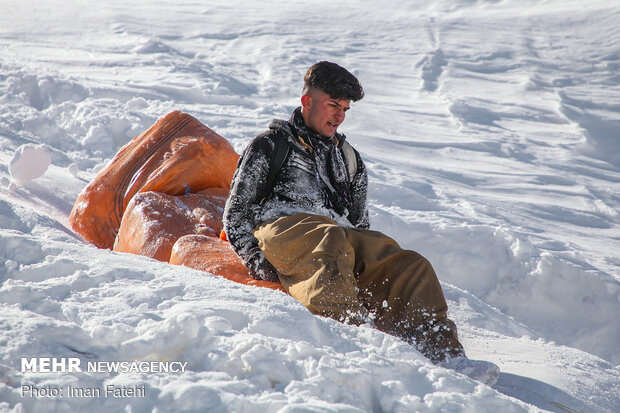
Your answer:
[1,0,619,411]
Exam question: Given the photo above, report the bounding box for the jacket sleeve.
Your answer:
[223,133,280,282]
[347,148,370,229]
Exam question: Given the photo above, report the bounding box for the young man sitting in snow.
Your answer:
[223,61,500,385]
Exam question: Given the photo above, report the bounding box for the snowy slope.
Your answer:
[1,0,619,412]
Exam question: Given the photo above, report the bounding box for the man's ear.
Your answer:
[301,94,311,110]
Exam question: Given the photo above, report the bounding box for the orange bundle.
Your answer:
[69,110,239,249]
[113,189,228,262]
[69,111,285,292]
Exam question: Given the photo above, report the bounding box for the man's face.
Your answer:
[301,89,351,138]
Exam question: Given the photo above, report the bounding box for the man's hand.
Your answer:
[246,249,280,283]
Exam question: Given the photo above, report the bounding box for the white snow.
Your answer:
[1,0,619,412]
[8,145,51,185]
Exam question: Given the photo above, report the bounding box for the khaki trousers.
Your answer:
[253,213,464,363]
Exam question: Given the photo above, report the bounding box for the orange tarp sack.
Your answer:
[70,110,284,292]
[69,111,239,249]
[113,189,227,262]
[170,234,286,292]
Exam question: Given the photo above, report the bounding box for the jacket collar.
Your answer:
[289,107,345,149]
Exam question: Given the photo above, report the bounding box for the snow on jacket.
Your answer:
[223,107,370,282]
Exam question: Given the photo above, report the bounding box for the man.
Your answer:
[223,61,499,385]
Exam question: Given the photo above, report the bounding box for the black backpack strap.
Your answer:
[267,131,291,189]
[259,128,292,204]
